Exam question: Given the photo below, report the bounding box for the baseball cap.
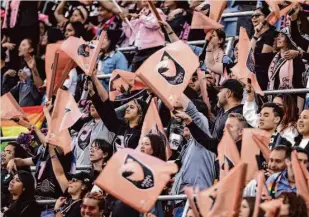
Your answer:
[216,79,244,99]
[69,172,93,189]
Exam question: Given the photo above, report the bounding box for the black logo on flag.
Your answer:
[156,51,185,85]
[77,44,94,57]
[121,154,155,190]
[220,155,234,171]
[64,108,71,114]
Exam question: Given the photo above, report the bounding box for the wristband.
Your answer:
[168,32,174,35]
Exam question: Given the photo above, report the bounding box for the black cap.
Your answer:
[69,172,93,189]
[217,79,244,100]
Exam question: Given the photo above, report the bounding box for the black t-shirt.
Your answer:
[60,198,82,217]
[32,149,72,199]
[254,26,277,54]
[1,169,13,207]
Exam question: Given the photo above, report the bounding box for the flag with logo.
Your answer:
[136,40,199,110]
[45,42,75,99]
[94,148,178,213]
[196,162,247,217]
[0,92,25,120]
[109,69,146,102]
[291,150,309,211]
[46,89,82,153]
[61,31,106,76]
[217,127,240,179]
[139,97,172,160]
[241,128,271,182]
[191,11,224,31]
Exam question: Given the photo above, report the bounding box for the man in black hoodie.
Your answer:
[211,79,244,140]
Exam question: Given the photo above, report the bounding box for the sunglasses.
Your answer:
[70,178,82,183]
[251,14,264,19]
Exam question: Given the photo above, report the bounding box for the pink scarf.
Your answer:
[2,0,21,29]
[268,52,294,96]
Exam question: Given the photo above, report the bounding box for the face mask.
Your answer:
[169,133,183,150]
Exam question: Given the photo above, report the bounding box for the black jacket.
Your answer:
[211,104,243,141]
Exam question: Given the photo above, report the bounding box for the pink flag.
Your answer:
[209,0,227,22]
[266,3,295,25]
[139,98,172,160]
[46,89,82,153]
[253,171,269,217]
[184,187,201,217]
[94,148,178,213]
[61,31,106,76]
[231,27,264,95]
[136,40,199,110]
[45,42,75,99]
[0,92,25,120]
[191,11,224,31]
[109,69,146,102]
[265,0,281,19]
[197,162,247,217]
[241,128,271,182]
[217,127,240,179]
[291,150,309,210]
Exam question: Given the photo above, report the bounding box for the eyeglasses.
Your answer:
[251,14,264,19]
[81,204,96,211]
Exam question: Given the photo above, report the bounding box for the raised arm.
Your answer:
[54,0,68,25]
[49,145,68,193]
[26,56,43,88]
[206,50,224,75]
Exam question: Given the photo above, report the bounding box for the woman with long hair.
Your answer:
[239,197,265,217]
[1,170,41,217]
[140,134,167,161]
[205,29,233,85]
[277,192,308,217]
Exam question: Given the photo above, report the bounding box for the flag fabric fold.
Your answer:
[266,3,295,25]
[184,186,201,217]
[196,162,247,217]
[94,148,178,213]
[291,150,309,211]
[253,171,269,217]
[0,92,26,120]
[209,0,227,22]
[231,27,264,95]
[191,11,224,31]
[241,128,271,182]
[136,40,199,110]
[217,127,240,179]
[45,42,75,98]
[265,0,281,19]
[46,89,82,153]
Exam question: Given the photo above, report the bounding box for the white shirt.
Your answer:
[63,68,78,96]
[299,138,309,149]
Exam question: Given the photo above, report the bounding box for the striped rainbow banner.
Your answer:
[1,106,45,141]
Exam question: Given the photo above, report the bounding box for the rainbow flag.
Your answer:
[1,106,45,148]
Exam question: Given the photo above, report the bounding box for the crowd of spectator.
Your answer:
[1,0,309,217]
